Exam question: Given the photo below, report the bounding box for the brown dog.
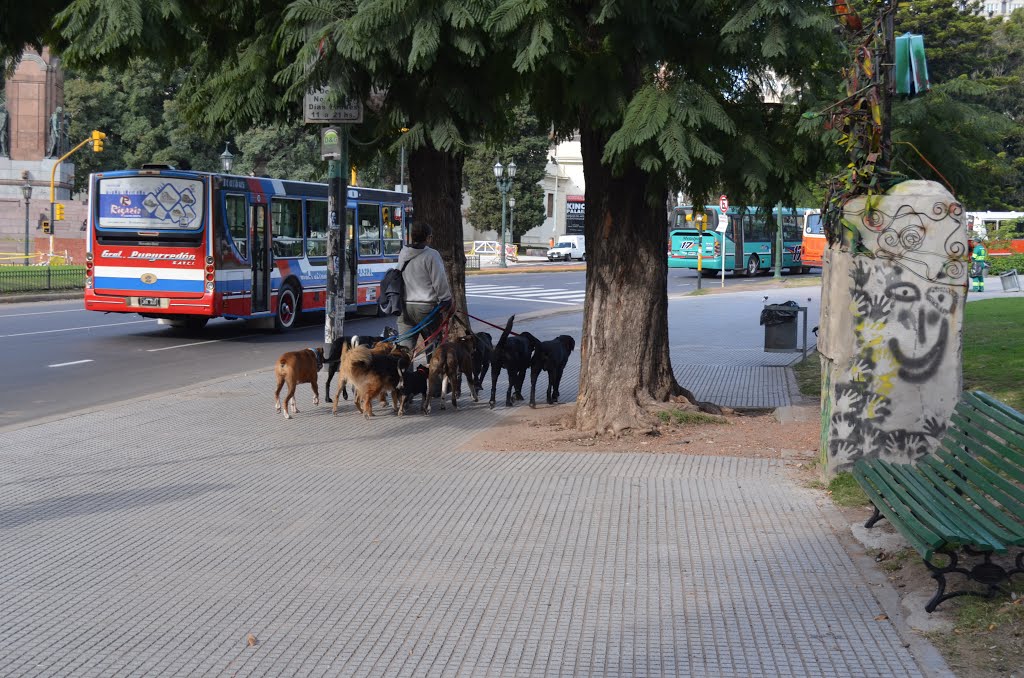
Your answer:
[424,336,478,413]
[274,347,324,419]
[334,345,408,418]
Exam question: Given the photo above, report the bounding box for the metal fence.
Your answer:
[0,266,86,294]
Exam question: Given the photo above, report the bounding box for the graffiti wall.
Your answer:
[819,180,968,474]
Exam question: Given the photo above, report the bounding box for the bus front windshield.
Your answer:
[805,213,824,236]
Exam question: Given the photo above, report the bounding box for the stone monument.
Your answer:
[818,180,968,475]
[0,48,75,202]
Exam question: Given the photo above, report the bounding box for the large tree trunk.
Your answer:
[407,143,470,338]
[574,124,697,435]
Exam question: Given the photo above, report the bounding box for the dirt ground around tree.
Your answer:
[461,404,1023,677]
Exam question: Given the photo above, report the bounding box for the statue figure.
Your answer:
[46,106,63,157]
[0,104,8,157]
[62,110,72,155]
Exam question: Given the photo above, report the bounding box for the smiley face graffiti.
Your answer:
[884,281,958,384]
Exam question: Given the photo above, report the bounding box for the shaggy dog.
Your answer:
[488,315,538,408]
[333,345,408,418]
[273,347,324,419]
[523,334,576,407]
[324,326,399,403]
[397,364,430,415]
[425,336,478,413]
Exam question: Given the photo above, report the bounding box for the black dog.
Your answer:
[471,331,493,390]
[523,334,575,408]
[397,364,430,415]
[488,316,539,408]
[324,326,399,403]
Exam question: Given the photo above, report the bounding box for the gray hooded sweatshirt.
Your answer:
[397,244,452,305]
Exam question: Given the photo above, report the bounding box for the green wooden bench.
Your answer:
[852,391,1024,612]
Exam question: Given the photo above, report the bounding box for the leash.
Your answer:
[465,312,520,336]
[381,302,443,344]
[412,304,457,359]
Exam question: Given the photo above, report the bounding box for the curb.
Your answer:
[468,264,585,275]
[0,290,83,304]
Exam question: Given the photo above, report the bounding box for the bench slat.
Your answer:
[944,422,1024,486]
[916,459,1019,550]
[959,394,1024,451]
[888,462,999,548]
[937,440,1024,517]
[853,461,943,559]
[955,410,1024,471]
[972,391,1024,433]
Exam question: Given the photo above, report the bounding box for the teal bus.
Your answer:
[667,205,810,276]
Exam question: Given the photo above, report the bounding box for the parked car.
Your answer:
[547,235,586,261]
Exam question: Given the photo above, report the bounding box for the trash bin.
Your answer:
[1000,269,1021,293]
[761,301,800,351]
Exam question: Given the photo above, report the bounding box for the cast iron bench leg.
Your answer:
[924,549,1023,613]
[864,506,885,528]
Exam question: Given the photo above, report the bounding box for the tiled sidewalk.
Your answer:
[1,367,928,676]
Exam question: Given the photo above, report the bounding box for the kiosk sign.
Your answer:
[304,87,363,124]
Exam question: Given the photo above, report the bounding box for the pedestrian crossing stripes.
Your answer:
[465,284,586,306]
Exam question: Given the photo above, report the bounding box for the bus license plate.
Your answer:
[138,297,161,307]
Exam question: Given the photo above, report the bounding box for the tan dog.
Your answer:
[334,345,408,418]
[274,347,324,419]
[425,336,478,413]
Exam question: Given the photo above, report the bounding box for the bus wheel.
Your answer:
[745,255,760,277]
[800,266,811,274]
[183,316,209,331]
[700,268,717,278]
[275,283,300,331]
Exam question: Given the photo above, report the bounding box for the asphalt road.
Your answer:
[0,267,817,428]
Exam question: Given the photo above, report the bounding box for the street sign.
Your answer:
[719,194,729,212]
[304,87,364,124]
[716,214,728,233]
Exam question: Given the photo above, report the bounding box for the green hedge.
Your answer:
[988,253,1024,276]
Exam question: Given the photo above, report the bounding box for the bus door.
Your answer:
[251,202,270,313]
[345,206,356,304]
[728,213,743,271]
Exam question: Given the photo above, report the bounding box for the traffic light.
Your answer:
[42,220,52,235]
[54,203,65,221]
[91,130,106,152]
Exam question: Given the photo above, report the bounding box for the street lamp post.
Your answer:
[220,142,234,172]
[508,196,516,262]
[21,178,33,266]
[493,159,516,268]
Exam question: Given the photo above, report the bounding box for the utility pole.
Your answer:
[774,202,784,281]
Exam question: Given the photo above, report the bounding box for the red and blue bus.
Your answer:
[667,205,810,276]
[84,166,410,330]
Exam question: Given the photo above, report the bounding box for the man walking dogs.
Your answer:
[398,222,452,358]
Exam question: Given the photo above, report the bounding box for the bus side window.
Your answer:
[358,203,382,256]
[382,204,403,255]
[271,198,303,258]
[225,194,248,260]
[782,214,800,241]
[306,200,328,258]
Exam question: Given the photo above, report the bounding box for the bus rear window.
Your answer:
[97,176,204,231]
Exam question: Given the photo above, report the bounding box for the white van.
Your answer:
[547,235,586,262]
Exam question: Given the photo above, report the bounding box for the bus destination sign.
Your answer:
[304,87,364,124]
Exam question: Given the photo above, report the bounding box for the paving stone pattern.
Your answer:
[1,365,922,677]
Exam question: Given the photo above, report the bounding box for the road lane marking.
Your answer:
[49,360,94,368]
[147,334,261,352]
[0,308,87,318]
[0,320,153,338]
[464,293,579,306]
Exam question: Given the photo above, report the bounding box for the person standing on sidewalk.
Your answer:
[970,239,988,292]
[398,222,452,358]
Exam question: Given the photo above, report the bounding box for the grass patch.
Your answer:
[963,298,1024,411]
[782,276,823,287]
[656,408,728,426]
[0,264,85,293]
[827,472,869,507]
[687,288,711,296]
[952,580,1024,633]
[792,351,821,398]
